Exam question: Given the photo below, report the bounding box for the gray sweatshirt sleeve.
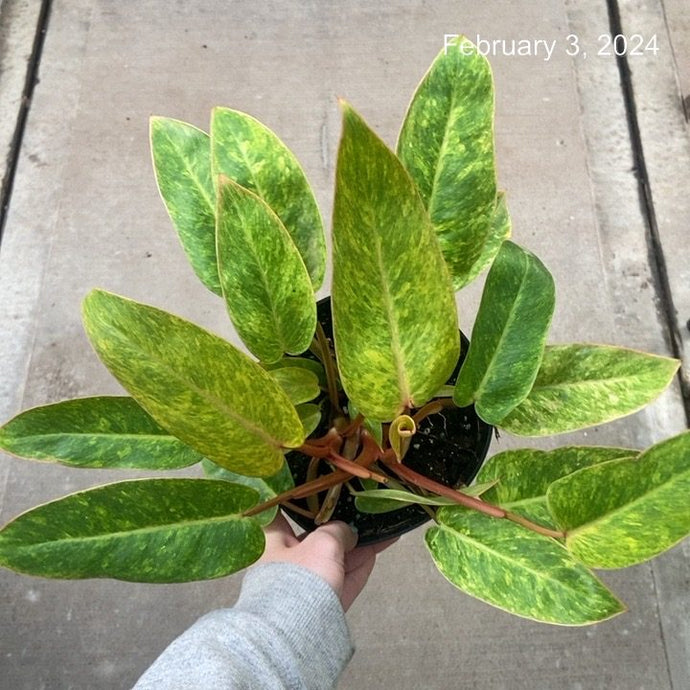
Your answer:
[132,562,354,690]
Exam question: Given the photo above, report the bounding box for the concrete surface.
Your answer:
[0,1,688,688]
[0,0,43,208]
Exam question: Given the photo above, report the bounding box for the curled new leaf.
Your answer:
[389,414,416,461]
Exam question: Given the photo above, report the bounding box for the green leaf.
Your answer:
[0,479,264,582]
[210,107,325,289]
[397,35,497,289]
[354,483,496,514]
[216,176,316,363]
[81,290,305,477]
[203,459,294,527]
[269,367,320,405]
[464,192,512,285]
[426,507,625,625]
[454,241,555,423]
[150,117,220,294]
[332,102,460,422]
[0,397,202,470]
[498,344,680,435]
[478,447,637,528]
[295,403,322,438]
[548,431,690,568]
[264,356,327,388]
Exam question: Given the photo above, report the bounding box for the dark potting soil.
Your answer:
[282,299,493,545]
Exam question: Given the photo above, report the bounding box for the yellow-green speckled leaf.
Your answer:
[454,241,555,424]
[0,479,264,582]
[397,35,497,290]
[269,367,321,406]
[548,431,690,568]
[295,403,323,438]
[211,107,325,289]
[464,192,512,285]
[332,102,459,422]
[264,356,327,389]
[150,117,220,294]
[498,344,680,436]
[426,507,625,625]
[81,290,304,477]
[0,397,203,470]
[477,446,637,529]
[216,176,316,363]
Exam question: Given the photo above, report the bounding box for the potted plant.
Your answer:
[0,35,688,626]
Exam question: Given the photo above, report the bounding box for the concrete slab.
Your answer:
[617,2,690,686]
[663,0,690,116]
[0,0,44,209]
[0,1,688,688]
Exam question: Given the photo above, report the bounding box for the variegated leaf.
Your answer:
[499,344,680,435]
[354,483,495,514]
[210,107,325,289]
[454,241,555,423]
[82,290,304,477]
[0,479,264,582]
[269,367,320,406]
[295,403,323,438]
[332,102,459,421]
[0,397,202,470]
[464,191,512,285]
[150,117,220,294]
[477,446,636,528]
[202,459,294,527]
[216,176,316,363]
[397,35,497,289]
[426,507,625,624]
[548,431,690,568]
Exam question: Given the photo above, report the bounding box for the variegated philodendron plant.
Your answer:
[1,36,688,625]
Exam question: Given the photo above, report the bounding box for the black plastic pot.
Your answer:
[282,299,493,545]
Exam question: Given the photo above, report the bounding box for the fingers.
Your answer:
[301,521,358,557]
[262,513,299,551]
[341,547,377,611]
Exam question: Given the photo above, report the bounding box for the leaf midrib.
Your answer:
[427,83,459,221]
[2,511,250,550]
[436,523,595,599]
[8,432,183,443]
[374,238,410,408]
[565,465,690,536]
[224,187,287,354]
[474,252,530,401]
[160,127,215,216]
[101,325,283,449]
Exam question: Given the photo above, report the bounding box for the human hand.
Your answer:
[260,514,395,611]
